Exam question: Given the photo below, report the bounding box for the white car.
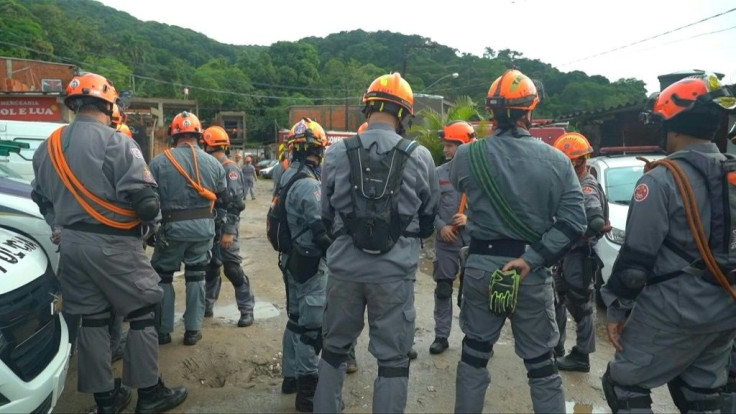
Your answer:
[258,160,279,179]
[587,150,665,301]
[0,226,71,414]
[0,120,67,182]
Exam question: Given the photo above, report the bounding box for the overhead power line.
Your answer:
[562,6,736,66]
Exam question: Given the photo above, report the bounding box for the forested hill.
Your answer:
[0,0,647,141]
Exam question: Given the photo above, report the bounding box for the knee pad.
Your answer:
[321,348,348,369]
[81,309,113,329]
[158,272,174,284]
[524,351,558,379]
[299,326,323,355]
[434,280,453,300]
[205,266,221,283]
[602,364,652,413]
[185,264,207,282]
[223,262,246,288]
[461,336,492,368]
[667,376,723,413]
[378,366,409,378]
[126,304,158,330]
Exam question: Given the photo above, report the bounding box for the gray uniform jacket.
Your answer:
[434,161,468,249]
[602,143,736,333]
[449,128,587,284]
[31,115,156,227]
[149,145,226,241]
[217,158,245,235]
[280,161,322,250]
[242,164,256,184]
[272,162,285,196]
[580,171,605,246]
[321,122,439,283]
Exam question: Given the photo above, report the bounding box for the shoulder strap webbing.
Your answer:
[164,144,217,209]
[47,126,140,229]
[276,165,314,240]
[468,140,540,243]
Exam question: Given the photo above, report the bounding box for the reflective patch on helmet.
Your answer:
[130,148,143,159]
[633,183,649,202]
[70,79,79,89]
[182,120,191,127]
[228,171,239,181]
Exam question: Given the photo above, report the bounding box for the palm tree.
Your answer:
[408,95,489,165]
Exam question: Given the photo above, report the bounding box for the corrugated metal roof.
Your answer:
[553,98,648,122]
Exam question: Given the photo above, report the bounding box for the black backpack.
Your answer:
[266,166,312,253]
[339,135,418,255]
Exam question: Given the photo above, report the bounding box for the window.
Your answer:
[604,166,645,205]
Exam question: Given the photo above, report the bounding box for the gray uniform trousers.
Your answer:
[151,239,212,334]
[59,230,162,392]
[553,248,595,354]
[609,316,735,414]
[456,265,564,414]
[434,242,462,339]
[314,277,415,414]
[243,179,255,199]
[724,343,736,413]
[280,256,327,377]
[204,229,255,315]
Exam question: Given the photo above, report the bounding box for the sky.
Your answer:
[98,0,736,95]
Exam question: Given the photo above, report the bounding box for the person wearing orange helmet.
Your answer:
[429,121,476,356]
[200,126,255,328]
[601,73,736,413]
[241,154,258,200]
[314,74,439,414]
[551,132,609,372]
[31,72,187,413]
[148,111,227,348]
[449,68,586,413]
[270,118,331,411]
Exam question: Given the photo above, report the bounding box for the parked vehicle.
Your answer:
[258,160,279,179]
[587,147,665,304]
[0,120,66,182]
[254,159,274,175]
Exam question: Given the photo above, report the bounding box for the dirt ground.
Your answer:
[54,179,678,413]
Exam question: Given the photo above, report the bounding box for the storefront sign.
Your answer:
[0,97,62,121]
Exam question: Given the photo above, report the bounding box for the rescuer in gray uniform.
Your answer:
[242,156,257,200]
[552,132,609,372]
[277,118,332,412]
[149,111,227,346]
[429,121,475,355]
[450,69,586,414]
[201,126,255,327]
[31,72,187,414]
[314,73,438,414]
[601,73,736,413]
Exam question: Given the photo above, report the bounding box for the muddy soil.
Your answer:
[54,179,677,413]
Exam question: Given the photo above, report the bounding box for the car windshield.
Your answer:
[605,166,645,205]
[0,163,24,179]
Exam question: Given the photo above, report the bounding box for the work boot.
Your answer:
[238,312,254,327]
[429,337,449,355]
[553,343,565,358]
[183,330,202,346]
[94,378,131,414]
[557,346,590,372]
[408,348,418,360]
[346,361,358,374]
[135,378,188,414]
[295,374,319,412]
[281,377,297,394]
[204,309,213,318]
[158,333,171,345]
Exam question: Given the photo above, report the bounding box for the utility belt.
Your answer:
[334,227,419,239]
[162,207,213,223]
[67,222,141,237]
[469,238,528,258]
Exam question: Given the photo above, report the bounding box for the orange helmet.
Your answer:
[116,123,133,138]
[553,132,593,160]
[170,111,203,137]
[439,121,476,145]
[64,72,118,110]
[111,103,127,127]
[288,117,328,150]
[202,125,230,148]
[486,69,540,111]
[650,73,736,121]
[358,122,368,134]
[363,73,414,119]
